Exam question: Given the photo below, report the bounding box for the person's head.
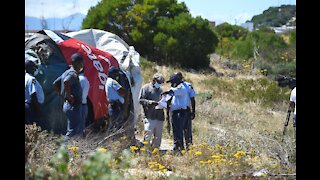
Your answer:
[71,53,84,73]
[166,73,182,87]
[25,60,39,76]
[175,72,183,81]
[152,74,164,89]
[108,66,120,79]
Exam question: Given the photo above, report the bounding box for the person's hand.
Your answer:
[149,100,158,106]
[161,91,169,96]
[191,111,195,120]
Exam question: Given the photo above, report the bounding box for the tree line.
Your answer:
[82,0,295,77]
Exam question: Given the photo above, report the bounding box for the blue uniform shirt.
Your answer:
[105,77,124,104]
[25,72,44,104]
[169,83,189,112]
[182,81,196,107]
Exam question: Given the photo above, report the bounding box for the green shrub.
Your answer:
[271,62,296,77]
[200,77,290,107]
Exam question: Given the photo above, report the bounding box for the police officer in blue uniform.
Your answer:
[105,66,126,128]
[176,72,196,150]
[53,53,84,140]
[163,73,189,152]
[25,60,45,125]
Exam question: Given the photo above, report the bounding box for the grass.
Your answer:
[25,55,296,179]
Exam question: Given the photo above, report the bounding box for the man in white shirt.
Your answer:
[79,70,90,137]
[289,87,296,128]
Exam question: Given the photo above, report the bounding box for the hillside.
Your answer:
[25,54,296,179]
[249,5,296,28]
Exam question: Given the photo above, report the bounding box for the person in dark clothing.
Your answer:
[162,73,189,152]
[53,53,84,141]
[176,72,196,150]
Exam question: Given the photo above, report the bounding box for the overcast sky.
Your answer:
[25,0,296,25]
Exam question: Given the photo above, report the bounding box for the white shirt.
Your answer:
[25,72,44,104]
[79,73,90,104]
[105,77,124,104]
[290,87,296,115]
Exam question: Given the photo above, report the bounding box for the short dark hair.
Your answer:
[108,66,120,75]
[71,53,83,64]
[25,60,36,70]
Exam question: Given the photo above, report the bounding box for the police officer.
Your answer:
[25,60,45,125]
[176,72,196,150]
[163,73,189,152]
[105,66,126,127]
[53,53,84,140]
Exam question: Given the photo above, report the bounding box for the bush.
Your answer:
[200,77,290,107]
[271,62,296,77]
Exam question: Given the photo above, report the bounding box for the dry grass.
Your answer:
[25,54,296,179]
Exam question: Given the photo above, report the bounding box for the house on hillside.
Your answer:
[270,25,296,34]
[209,21,216,27]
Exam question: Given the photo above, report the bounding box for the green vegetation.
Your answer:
[200,77,291,107]
[83,0,218,69]
[214,22,296,78]
[250,5,296,28]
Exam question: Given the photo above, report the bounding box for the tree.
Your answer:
[82,0,218,69]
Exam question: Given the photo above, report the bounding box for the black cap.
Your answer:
[71,53,83,63]
[166,73,178,83]
[25,60,37,69]
[108,66,119,75]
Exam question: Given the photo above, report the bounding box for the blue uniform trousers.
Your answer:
[171,109,188,151]
[25,102,39,125]
[184,107,193,150]
[63,102,83,141]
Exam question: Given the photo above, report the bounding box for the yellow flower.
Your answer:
[74,153,80,157]
[234,150,246,159]
[212,155,221,159]
[207,160,212,164]
[160,169,168,173]
[148,161,157,165]
[152,148,159,154]
[200,160,206,165]
[143,141,149,145]
[140,147,146,151]
[97,148,107,153]
[68,146,79,152]
[130,146,139,152]
[195,151,202,156]
[215,144,221,149]
[158,164,166,170]
[181,150,186,155]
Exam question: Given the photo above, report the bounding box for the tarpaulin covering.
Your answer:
[25,29,142,134]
